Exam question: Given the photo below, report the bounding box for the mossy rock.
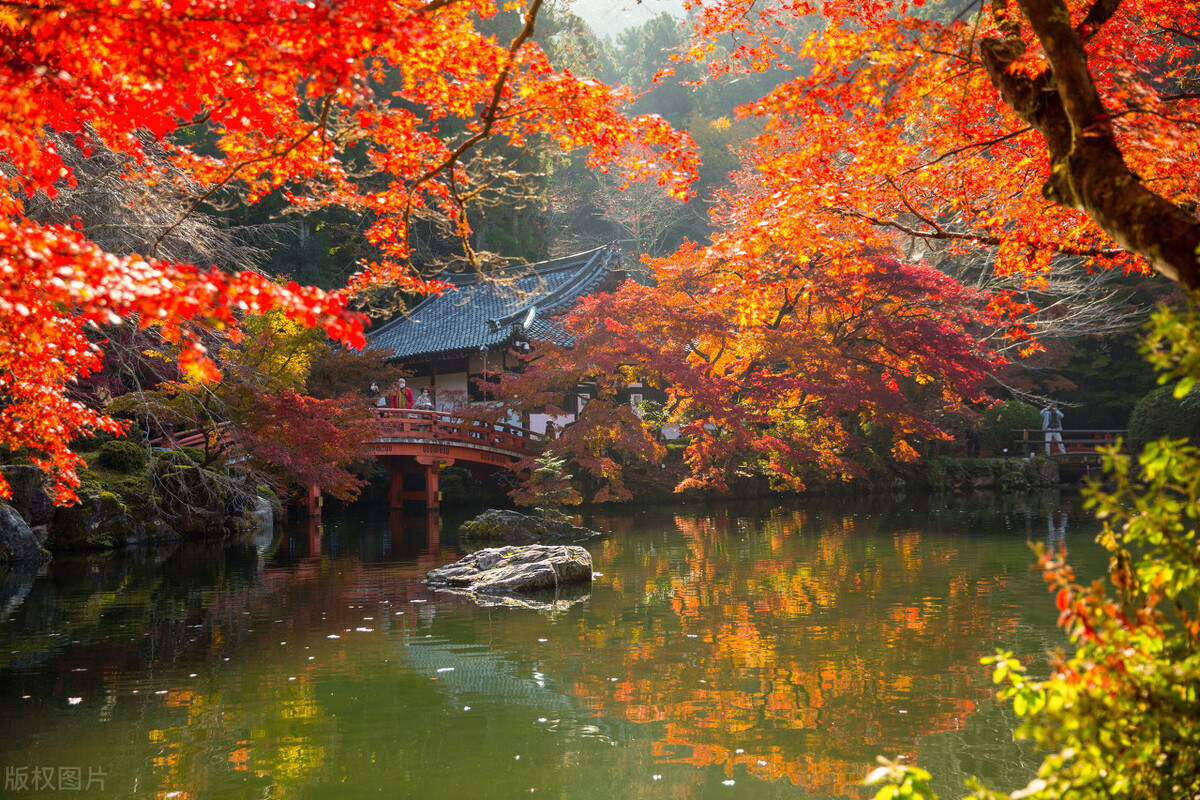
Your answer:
[116,475,157,518]
[76,468,104,497]
[151,455,258,538]
[255,484,284,520]
[459,509,601,544]
[151,447,208,473]
[51,491,132,550]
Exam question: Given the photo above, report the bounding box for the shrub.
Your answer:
[508,451,581,520]
[980,400,1042,455]
[69,430,115,451]
[96,439,149,472]
[1126,383,1200,451]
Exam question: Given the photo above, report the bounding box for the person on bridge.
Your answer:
[414,387,434,410]
[1041,402,1065,455]
[391,378,413,409]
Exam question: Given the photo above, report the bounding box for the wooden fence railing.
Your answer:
[1012,428,1127,456]
[149,411,543,460]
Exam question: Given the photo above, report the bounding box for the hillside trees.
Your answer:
[0,0,696,501]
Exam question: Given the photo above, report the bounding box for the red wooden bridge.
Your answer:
[151,409,542,515]
[370,409,542,512]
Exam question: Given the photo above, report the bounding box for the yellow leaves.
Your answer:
[179,349,222,385]
[891,439,920,463]
[0,7,24,31]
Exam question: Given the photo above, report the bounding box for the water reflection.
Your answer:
[0,496,1104,799]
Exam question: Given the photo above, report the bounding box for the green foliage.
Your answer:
[70,429,116,451]
[96,439,149,472]
[508,451,582,520]
[1127,383,1200,452]
[1142,301,1200,387]
[978,436,1200,799]
[85,531,115,550]
[865,760,937,799]
[870,303,1200,800]
[980,401,1041,455]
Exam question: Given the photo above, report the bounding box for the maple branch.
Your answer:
[1160,26,1200,45]
[767,289,796,330]
[832,208,1125,258]
[906,126,1031,174]
[152,97,333,259]
[176,111,214,129]
[979,0,1200,289]
[402,0,545,267]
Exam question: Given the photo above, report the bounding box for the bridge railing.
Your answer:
[1011,428,1127,456]
[376,409,542,454]
[149,421,236,451]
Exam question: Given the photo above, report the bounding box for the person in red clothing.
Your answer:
[391,378,413,409]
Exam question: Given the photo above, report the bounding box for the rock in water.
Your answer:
[426,545,593,594]
[0,504,49,563]
[458,509,601,544]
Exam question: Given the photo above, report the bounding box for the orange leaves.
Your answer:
[676,0,1197,293]
[507,241,993,494]
[0,0,701,502]
[1056,587,1071,613]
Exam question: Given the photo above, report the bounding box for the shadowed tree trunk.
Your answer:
[981,0,1200,290]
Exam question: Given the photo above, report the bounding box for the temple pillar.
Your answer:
[424,512,441,550]
[307,484,322,517]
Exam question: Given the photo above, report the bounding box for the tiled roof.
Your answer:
[366,244,623,362]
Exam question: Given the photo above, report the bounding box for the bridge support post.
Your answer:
[307,484,322,517]
[389,467,404,510]
[424,463,439,512]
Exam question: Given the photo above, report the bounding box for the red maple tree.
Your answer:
[0,0,696,501]
[505,248,995,495]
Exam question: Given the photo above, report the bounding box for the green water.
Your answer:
[0,493,1102,799]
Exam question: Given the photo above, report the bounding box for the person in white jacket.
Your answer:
[1041,402,1065,455]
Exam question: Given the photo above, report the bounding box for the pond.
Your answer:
[0,492,1106,799]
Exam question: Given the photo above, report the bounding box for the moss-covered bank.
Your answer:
[1,450,278,562]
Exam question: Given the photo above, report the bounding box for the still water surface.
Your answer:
[0,494,1105,799]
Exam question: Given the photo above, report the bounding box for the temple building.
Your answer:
[365,243,626,433]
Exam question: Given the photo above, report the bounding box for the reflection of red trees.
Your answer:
[567,509,1020,796]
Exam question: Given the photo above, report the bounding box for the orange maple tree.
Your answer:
[504,0,1200,494]
[672,0,1198,295]
[0,0,697,501]
[503,248,994,496]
